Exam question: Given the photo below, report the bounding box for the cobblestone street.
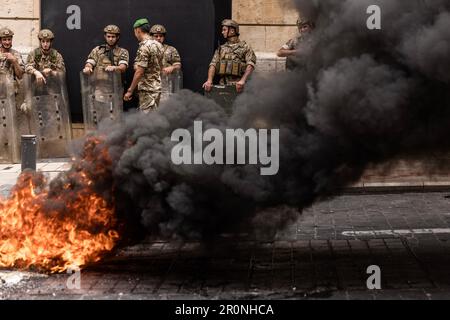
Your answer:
[2,191,450,300]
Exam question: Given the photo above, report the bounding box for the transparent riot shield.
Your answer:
[24,72,72,159]
[204,85,238,115]
[0,74,19,163]
[81,69,124,132]
[160,69,183,102]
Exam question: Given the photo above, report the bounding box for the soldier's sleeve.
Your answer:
[155,44,164,69]
[14,51,25,72]
[119,49,129,67]
[245,45,257,68]
[25,51,38,74]
[86,47,99,67]
[282,39,295,50]
[134,44,149,69]
[56,52,66,73]
[209,49,220,69]
[170,47,181,66]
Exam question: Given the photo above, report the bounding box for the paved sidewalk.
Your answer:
[1,158,450,193]
[0,160,71,197]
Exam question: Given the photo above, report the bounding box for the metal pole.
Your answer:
[21,135,37,172]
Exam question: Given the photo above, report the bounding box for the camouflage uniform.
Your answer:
[134,38,164,112]
[150,23,183,102]
[159,44,182,102]
[0,29,28,138]
[0,49,25,82]
[209,37,256,85]
[86,46,129,70]
[0,48,25,117]
[0,48,25,103]
[282,34,312,71]
[25,48,66,74]
[282,16,315,71]
[0,27,25,93]
[161,44,181,68]
[86,24,129,70]
[149,24,180,67]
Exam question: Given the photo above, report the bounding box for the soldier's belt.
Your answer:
[216,60,247,77]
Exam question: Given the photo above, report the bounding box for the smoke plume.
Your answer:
[91,0,450,241]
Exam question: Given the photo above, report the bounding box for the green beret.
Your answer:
[133,18,150,29]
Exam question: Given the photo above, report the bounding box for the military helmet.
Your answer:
[104,25,121,35]
[221,19,239,35]
[297,14,313,27]
[38,29,55,40]
[150,24,167,35]
[0,27,14,38]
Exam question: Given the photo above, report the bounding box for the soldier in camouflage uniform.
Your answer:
[150,24,182,102]
[150,24,181,74]
[83,25,129,75]
[1,27,29,138]
[124,19,164,113]
[203,19,256,94]
[0,27,25,83]
[277,15,315,71]
[26,29,66,84]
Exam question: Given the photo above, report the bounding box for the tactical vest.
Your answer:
[34,48,58,69]
[215,42,248,77]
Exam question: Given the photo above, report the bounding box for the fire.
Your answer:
[0,137,119,273]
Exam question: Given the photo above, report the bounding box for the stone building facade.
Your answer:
[0,0,40,53]
[234,0,298,72]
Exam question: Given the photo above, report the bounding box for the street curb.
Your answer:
[344,182,450,194]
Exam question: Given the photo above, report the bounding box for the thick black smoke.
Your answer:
[93,0,450,241]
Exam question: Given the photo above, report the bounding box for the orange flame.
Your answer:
[0,137,119,273]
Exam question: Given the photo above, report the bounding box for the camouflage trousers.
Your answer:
[138,90,161,114]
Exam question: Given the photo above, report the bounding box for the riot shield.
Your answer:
[81,69,124,132]
[0,74,19,163]
[24,72,72,159]
[160,69,183,102]
[204,85,238,115]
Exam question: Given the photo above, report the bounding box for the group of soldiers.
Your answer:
[0,28,65,97]
[202,16,315,99]
[82,20,183,112]
[1,15,314,114]
[201,16,315,113]
[0,19,183,116]
[0,16,314,161]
